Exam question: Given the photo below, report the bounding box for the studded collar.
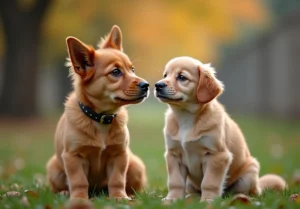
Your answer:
[78,102,116,125]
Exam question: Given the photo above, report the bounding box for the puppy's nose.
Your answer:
[137,82,149,92]
[155,82,167,91]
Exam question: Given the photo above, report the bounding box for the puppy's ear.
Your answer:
[98,25,123,51]
[197,64,224,104]
[66,37,95,81]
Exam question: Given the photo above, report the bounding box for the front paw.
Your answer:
[59,190,70,196]
[66,198,92,208]
[162,197,180,203]
[200,197,214,203]
[112,196,132,202]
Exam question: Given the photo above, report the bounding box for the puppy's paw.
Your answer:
[161,197,180,204]
[66,198,92,209]
[59,190,70,196]
[112,196,132,202]
[200,197,214,203]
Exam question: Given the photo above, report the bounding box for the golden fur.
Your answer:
[155,56,287,202]
[46,26,147,201]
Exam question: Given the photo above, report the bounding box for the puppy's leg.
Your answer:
[62,152,89,199]
[163,151,187,201]
[126,153,147,196]
[201,151,233,202]
[46,155,68,193]
[107,150,130,200]
[229,157,261,195]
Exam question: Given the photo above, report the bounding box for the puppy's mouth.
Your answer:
[156,94,183,101]
[115,95,147,103]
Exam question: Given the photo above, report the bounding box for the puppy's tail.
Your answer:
[259,174,287,192]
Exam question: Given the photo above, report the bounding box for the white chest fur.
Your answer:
[165,110,216,188]
[166,135,211,189]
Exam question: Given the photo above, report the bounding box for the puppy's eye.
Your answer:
[111,68,123,77]
[163,74,167,78]
[177,74,187,81]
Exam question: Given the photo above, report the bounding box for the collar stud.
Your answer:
[78,102,116,124]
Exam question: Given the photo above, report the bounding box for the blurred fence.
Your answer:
[1,5,299,119]
[218,11,300,119]
[33,9,300,119]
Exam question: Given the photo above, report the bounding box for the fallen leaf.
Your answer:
[2,191,21,198]
[289,194,300,203]
[278,203,285,209]
[24,190,38,199]
[229,194,251,205]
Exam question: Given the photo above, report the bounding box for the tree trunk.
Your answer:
[0,0,51,118]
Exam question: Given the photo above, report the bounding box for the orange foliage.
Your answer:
[0,0,270,80]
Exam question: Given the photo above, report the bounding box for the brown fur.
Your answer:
[155,56,287,202]
[46,26,147,201]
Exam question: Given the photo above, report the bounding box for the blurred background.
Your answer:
[0,0,299,119]
[0,0,299,197]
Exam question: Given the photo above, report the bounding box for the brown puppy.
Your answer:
[154,56,286,202]
[46,26,148,201]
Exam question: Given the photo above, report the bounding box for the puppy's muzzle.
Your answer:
[137,82,149,93]
[155,82,167,92]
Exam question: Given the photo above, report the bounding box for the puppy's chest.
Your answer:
[76,124,124,167]
[168,136,212,178]
[85,123,124,148]
[94,123,111,148]
[177,120,193,142]
[167,121,215,178]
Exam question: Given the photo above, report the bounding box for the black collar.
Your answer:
[78,102,116,125]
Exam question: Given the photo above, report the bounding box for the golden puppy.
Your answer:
[154,56,286,202]
[46,26,148,201]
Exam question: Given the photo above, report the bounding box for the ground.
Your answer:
[0,101,300,208]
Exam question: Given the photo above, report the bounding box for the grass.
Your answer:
[0,99,300,208]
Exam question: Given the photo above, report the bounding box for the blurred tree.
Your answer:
[0,0,51,117]
[0,0,269,117]
[42,0,269,78]
[267,0,300,18]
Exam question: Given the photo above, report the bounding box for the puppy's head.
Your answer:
[66,26,149,110]
[154,56,223,106]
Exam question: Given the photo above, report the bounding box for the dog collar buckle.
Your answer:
[100,115,115,125]
[78,102,116,125]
